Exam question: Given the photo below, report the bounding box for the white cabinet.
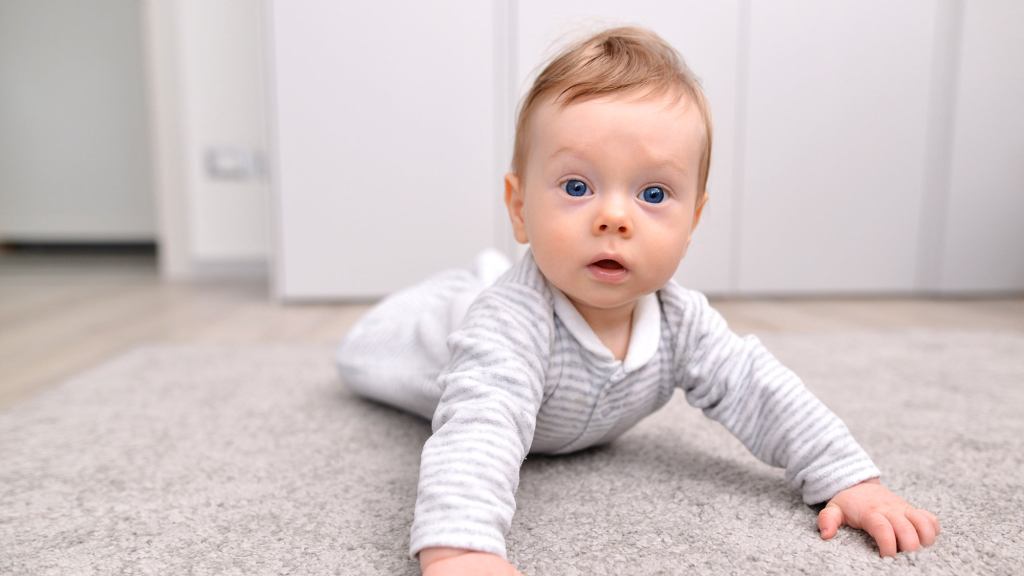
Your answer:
[269,0,504,299]
[737,0,939,294]
[939,0,1024,292]
[268,0,1024,299]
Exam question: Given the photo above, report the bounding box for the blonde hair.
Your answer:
[511,26,713,197]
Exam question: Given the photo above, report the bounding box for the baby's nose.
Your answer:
[597,222,629,234]
[593,202,633,237]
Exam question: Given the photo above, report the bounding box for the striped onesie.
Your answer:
[335,249,880,560]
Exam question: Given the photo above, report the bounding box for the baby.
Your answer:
[337,26,940,575]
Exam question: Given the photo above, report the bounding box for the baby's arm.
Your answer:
[410,283,551,571]
[662,285,939,555]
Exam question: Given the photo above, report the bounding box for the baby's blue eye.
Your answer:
[641,186,666,204]
[563,179,589,197]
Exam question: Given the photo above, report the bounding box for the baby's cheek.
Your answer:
[549,225,580,250]
[529,215,573,249]
[647,234,689,282]
[535,234,573,272]
[529,224,578,282]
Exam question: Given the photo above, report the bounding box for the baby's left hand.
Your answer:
[818,477,940,557]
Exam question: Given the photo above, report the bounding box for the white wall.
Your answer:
[143,0,271,279]
[0,0,154,241]
[180,0,271,263]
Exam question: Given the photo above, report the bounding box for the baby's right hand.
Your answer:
[419,547,524,576]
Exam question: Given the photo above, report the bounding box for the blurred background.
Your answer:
[1,0,1022,405]
[2,0,1023,296]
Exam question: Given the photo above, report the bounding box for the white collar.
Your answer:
[549,285,661,373]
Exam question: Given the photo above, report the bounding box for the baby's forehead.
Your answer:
[528,90,705,159]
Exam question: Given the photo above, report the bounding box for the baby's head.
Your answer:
[504,26,713,317]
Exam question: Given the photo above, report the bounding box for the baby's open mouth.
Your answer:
[592,259,625,270]
[587,257,629,283]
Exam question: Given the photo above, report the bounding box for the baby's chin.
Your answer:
[539,264,665,312]
[562,286,650,314]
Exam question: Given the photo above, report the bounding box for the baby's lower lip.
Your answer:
[587,263,629,283]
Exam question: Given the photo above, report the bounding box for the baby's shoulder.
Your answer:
[657,279,713,318]
[469,280,553,317]
[452,264,556,361]
[462,251,555,327]
[656,280,729,346]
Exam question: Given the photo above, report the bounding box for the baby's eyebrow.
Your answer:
[646,158,689,177]
[549,146,688,177]
[626,147,691,176]
[548,146,586,162]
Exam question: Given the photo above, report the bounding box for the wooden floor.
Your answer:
[2,252,1022,410]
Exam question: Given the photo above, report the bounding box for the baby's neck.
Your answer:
[569,298,636,361]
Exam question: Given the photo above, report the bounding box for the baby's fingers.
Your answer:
[923,509,941,535]
[862,511,898,557]
[886,510,921,553]
[818,503,845,540]
[906,508,938,547]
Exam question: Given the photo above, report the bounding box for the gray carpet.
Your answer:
[2,330,1023,575]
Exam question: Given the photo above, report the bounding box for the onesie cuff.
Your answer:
[799,454,881,506]
[409,531,508,561]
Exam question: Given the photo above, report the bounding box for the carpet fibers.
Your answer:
[1,330,1022,575]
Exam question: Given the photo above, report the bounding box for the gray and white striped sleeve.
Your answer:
[661,283,881,505]
[409,282,553,560]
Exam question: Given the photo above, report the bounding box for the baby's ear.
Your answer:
[693,192,709,229]
[504,172,529,244]
[683,192,709,253]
